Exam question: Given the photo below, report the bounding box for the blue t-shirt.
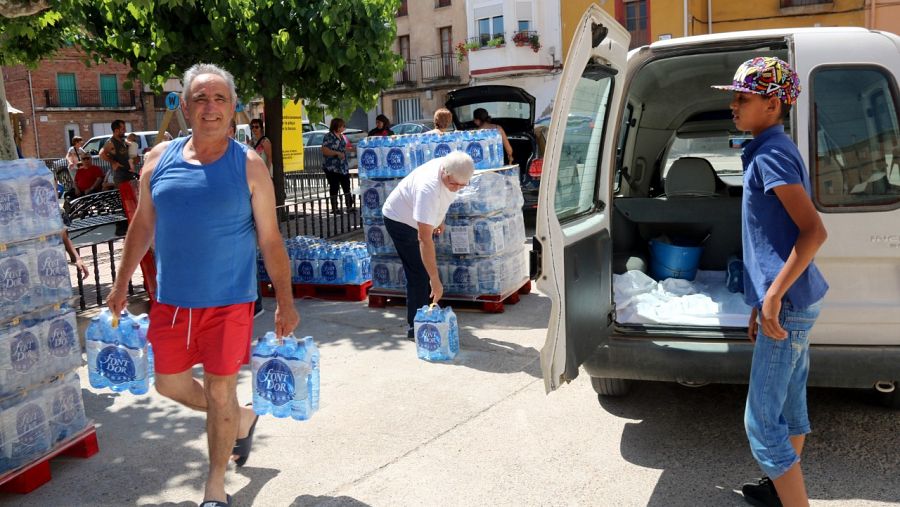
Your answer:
[150,137,258,308]
[741,124,828,310]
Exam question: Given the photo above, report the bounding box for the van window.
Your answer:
[812,67,900,209]
[554,66,614,220]
[663,135,745,177]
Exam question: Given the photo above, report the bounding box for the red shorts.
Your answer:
[147,302,255,376]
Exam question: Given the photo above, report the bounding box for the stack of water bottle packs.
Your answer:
[258,236,371,286]
[251,332,319,420]
[0,159,88,474]
[360,131,528,298]
[85,309,154,395]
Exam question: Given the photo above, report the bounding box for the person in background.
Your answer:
[66,136,86,178]
[368,114,394,137]
[249,119,273,179]
[321,117,354,214]
[71,154,104,197]
[59,218,89,280]
[100,119,138,184]
[713,57,829,507]
[428,108,453,134]
[381,151,475,339]
[126,132,140,174]
[472,108,514,164]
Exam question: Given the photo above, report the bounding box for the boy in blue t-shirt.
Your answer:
[713,57,829,507]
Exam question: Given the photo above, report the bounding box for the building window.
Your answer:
[518,20,531,32]
[57,73,77,107]
[398,35,410,61]
[477,15,504,46]
[435,0,451,7]
[64,124,79,147]
[440,27,453,56]
[812,66,900,210]
[393,97,421,124]
[100,74,118,107]
[624,0,648,49]
[398,0,408,16]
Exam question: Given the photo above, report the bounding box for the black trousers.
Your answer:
[383,217,430,328]
[324,170,353,211]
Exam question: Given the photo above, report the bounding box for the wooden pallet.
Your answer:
[368,280,531,314]
[0,425,99,494]
[259,280,372,302]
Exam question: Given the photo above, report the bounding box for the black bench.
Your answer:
[66,189,128,239]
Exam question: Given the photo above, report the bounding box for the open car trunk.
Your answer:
[608,44,793,330]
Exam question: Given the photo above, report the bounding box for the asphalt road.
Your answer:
[3,284,898,506]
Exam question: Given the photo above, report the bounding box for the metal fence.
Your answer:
[70,238,147,311]
[43,89,139,108]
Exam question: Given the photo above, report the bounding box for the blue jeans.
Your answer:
[745,299,822,479]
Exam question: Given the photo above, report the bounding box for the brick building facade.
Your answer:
[3,46,156,159]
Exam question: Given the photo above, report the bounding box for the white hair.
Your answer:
[181,63,237,105]
[441,151,475,181]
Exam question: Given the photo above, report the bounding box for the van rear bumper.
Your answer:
[582,336,900,389]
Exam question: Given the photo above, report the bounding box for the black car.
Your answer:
[445,85,540,210]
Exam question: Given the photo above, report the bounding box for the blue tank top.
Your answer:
[150,137,257,308]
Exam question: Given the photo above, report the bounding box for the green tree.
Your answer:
[0,1,82,160]
[81,0,402,204]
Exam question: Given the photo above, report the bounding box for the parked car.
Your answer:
[445,85,541,210]
[303,121,329,133]
[535,6,900,408]
[392,120,437,135]
[301,128,365,171]
[83,130,163,155]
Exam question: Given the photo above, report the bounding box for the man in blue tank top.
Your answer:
[107,63,299,507]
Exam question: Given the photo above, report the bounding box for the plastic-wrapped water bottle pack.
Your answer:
[435,212,526,258]
[0,235,73,322]
[357,130,504,180]
[446,167,523,217]
[369,255,407,291]
[414,305,459,362]
[0,306,81,397]
[439,249,528,296]
[0,371,87,474]
[251,332,319,421]
[0,159,64,244]
[85,309,154,395]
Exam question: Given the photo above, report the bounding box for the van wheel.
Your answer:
[591,377,630,397]
[876,383,900,409]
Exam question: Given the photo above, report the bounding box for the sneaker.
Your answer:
[742,477,782,507]
[253,306,264,319]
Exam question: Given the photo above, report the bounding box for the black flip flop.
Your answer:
[232,410,259,467]
[199,494,232,507]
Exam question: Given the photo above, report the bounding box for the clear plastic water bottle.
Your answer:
[48,372,88,444]
[477,258,500,294]
[251,332,278,416]
[342,246,359,284]
[303,336,320,412]
[85,316,109,389]
[45,311,80,376]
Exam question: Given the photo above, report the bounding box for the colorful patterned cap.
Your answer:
[712,57,801,105]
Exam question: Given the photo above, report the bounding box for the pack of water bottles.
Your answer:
[359,179,398,218]
[0,306,81,397]
[357,130,504,179]
[439,249,529,296]
[363,217,396,256]
[85,309,154,395]
[251,332,319,421]
[0,159,65,245]
[414,305,459,362]
[0,234,73,322]
[0,371,88,474]
[258,236,371,285]
[435,212,527,257]
[370,256,407,291]
[446,167,524,217]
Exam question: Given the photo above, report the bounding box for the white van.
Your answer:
[535,6,900,408]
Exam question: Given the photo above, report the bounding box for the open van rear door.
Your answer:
[535,6,629,392]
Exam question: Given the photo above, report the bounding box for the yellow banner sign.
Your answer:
[282,100,304,172]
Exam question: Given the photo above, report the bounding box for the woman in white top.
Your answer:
[66,136,87,178]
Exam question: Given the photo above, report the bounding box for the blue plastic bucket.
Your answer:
[649,240,703,281]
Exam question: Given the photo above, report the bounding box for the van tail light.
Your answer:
[528,158,543,179]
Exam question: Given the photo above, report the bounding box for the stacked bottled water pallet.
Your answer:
[360,131,529,303]
[258,236,371,286]
[0,159,91,478]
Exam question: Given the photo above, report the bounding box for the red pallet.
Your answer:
[368,280,530,314]
[0,425,99,494]
[259,281,372,302]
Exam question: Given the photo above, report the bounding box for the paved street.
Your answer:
[3,286,898,506]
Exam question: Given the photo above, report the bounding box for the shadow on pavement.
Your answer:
[600,381,900,507]
[290,495,372,507]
